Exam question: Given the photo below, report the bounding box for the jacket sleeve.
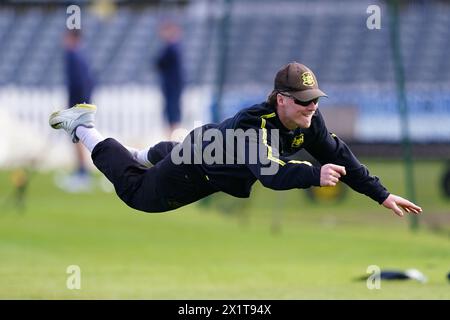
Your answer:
[305,110,390,204]
[243,115,321,190]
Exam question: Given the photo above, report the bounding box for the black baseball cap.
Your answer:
[274,62,328,102]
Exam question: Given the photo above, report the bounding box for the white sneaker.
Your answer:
[49,104,97,143]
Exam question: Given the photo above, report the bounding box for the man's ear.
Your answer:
[276,93,284,106]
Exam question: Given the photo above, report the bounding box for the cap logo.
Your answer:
[301,72,315,87]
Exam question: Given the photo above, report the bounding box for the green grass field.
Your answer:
[0,160,449,299]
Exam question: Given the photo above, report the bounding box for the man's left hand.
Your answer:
[382,194,423,217]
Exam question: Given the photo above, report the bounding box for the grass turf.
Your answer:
[0,160,449,299]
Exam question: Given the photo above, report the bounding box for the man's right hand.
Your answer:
[320,164,346,187]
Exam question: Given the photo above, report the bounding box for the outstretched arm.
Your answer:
[305,110,422,215]
[305,110,389,203]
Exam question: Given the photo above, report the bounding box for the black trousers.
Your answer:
[91,138,217,213]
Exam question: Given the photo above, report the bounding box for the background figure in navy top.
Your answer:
[155,22,184,137]
[61,29,95,193]
[65,29,94,109]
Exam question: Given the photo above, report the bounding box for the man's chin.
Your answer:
[298,121,312,129]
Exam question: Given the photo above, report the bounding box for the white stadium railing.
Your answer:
[0,85,212,169]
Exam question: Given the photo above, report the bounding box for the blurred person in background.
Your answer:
[60,29,95,192]
[155,21,184,138]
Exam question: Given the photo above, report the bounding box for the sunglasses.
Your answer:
[279,92,319,107]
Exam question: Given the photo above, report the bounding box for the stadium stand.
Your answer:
[0,1,449,86]
[0,0,449,160]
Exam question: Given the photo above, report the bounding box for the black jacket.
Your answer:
[183,102,389,204]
